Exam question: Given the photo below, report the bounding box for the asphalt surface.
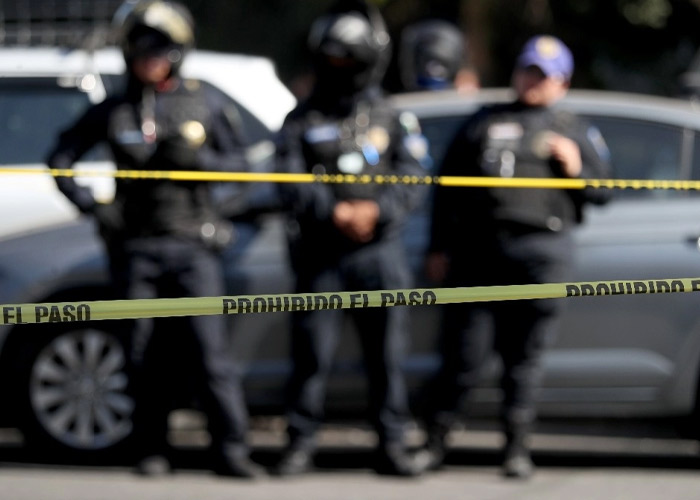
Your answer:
[1,420,700,500]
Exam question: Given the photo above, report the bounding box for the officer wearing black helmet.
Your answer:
[398,19,479,93]
[46,0,261,479]
[274,0,427,477]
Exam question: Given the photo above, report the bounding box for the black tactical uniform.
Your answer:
[46,0,261,478]
[274,1,426,477]
[421,36,611,478]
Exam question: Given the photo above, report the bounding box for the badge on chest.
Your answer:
[304,121,390,174]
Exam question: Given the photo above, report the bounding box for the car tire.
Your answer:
[16,321,135,460]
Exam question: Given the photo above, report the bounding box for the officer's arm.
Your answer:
[428,122,474,253]
[46,103,108,213]
[275,117,336,221]
[374,119,429,225]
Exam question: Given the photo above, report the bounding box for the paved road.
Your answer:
[1,423,699,500]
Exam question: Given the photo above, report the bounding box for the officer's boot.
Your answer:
[213,442,265,479]
[374,441,423,477]
[135,454,171,476]
[502,415,534,479]
[274,436,316,477]
[414,421,449,472]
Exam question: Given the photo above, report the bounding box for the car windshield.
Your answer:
[0,77,107,165]
[0,75,274,168]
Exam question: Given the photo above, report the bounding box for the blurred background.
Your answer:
[5,0,700,98]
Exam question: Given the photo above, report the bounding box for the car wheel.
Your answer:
[18,324,135,456]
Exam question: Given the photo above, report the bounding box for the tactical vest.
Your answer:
[107,79,217,238]
[473,104,582,231]
[299,99,396,200]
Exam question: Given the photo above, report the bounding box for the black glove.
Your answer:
[93,203,126,243]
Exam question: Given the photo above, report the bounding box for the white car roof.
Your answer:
[0,46,296,131]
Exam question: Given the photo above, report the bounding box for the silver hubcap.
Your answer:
[29,329,134,450]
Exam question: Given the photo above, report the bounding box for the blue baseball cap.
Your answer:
[516,35,574,80]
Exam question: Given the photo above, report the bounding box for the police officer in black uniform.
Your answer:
[274,0,427,477]
[399,19,467,92]
[419,35,611,478]
[46,0,262,478]
[398,19,479,94]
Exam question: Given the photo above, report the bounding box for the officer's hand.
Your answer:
[425,251,450,283]
[333,201,361,241]
[93,202,125,242]
[547,134,582,177]
[332,200,379,243]
[333,201,354,226]
[348,200,379,243]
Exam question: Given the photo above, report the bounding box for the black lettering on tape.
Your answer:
[77,304,90,321]
[239,298,252,313]
[315,295,329,310]
[35,306,49,322]
[329,294,343,309]
[34,304,90,323]
[2,306,27,324]
[349,293,363,309]
[63,304,76,321]
[253,297,267,313]
[223,299,236,314]
[381,293,395,307]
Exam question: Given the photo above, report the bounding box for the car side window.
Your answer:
[0,78,109,165]
[583,116,685,199]
[419,115,470,172]
[689,132,700,184]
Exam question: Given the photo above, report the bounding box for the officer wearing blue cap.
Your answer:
[417,35,611,479]
[517,35,574,81]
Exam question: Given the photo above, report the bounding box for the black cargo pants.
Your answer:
[112,237,249,458]
[285,239,413,448]
[427,228,574,432]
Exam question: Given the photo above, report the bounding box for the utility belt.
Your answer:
[122,219,234,251]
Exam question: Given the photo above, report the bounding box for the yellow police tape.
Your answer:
[2,277,699,325]
[1,166,700,190]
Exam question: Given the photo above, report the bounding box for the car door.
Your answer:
[543,112,700,416]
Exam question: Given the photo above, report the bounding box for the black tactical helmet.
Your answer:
[114,0,194,72]
[399,20,465,91]
[307,1,391,92]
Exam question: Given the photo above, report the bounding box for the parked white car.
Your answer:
[0,46,296,240]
